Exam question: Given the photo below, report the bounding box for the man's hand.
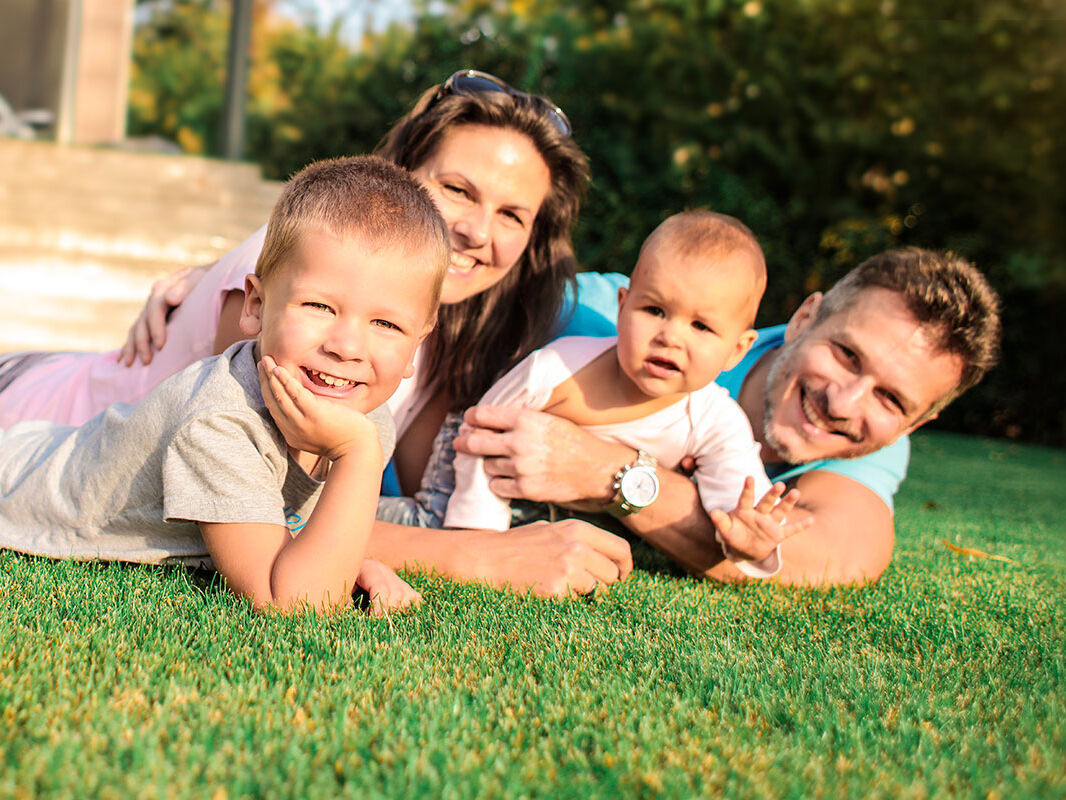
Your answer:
[259,355,381,463]
[454,405,630,504]
[119,263,211,366]
[710,478,813,564]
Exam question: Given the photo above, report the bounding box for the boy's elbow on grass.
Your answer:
[244,582,355,616]
[200,520,363,615]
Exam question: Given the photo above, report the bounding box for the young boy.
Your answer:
[397,210,809,577]
[0,156,449,613]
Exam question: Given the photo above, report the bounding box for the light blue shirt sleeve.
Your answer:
[556,272,628,338]
[769,436,910,511]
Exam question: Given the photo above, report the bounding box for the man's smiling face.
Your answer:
[760,287,964,464]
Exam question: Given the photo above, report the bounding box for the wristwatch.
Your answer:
[604,450,660,517]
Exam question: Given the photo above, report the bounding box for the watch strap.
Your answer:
[604,449,659,517]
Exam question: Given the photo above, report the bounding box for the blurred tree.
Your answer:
[128,0,228,153]
[127,0,1066,444]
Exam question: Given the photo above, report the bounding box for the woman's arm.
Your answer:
[365,516,633,598]
[213,289,249,355]
[118,225,270,365]
[119,264,212,366]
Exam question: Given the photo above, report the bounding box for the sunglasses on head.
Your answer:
[433,69,572,138]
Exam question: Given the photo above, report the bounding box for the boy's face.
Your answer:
[616,238,759,401]
[240,227,437,415]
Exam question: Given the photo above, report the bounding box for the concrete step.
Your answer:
[0,140,282,352]
[0,254,161,352]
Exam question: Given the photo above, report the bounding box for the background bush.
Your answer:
[128,0,1066,446]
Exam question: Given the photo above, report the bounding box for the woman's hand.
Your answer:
[479,519,634,597]
[259,355,381,464]
[453,405,632,505]
[368,516,633,599]
[119,263,211,366]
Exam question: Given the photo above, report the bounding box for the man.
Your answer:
[454,247,1002,586]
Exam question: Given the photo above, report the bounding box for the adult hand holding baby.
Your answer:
[455,404,627,505]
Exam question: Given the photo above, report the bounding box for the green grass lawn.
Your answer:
[1,431,1063,799]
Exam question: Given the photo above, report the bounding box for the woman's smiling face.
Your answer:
[411,124,552,305]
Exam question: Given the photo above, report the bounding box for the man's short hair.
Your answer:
[256,155,450,307]
[817,247,1002,408]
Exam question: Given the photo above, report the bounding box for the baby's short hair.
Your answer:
[639,209,767,324]
[256,156,450,307]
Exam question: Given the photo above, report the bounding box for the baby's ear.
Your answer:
[239,275,265,337]
[724,328,759,371]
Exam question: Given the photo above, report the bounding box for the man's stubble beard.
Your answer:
[761,338,878,465]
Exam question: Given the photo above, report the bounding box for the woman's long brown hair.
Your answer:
[376,86,590,409]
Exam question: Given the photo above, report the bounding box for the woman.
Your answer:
[0,71,633,597]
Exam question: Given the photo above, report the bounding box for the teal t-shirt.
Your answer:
[384,271,907,509]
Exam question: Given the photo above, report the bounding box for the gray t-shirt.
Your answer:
[0,340,395,566]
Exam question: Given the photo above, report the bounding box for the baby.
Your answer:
[444,210,808,577]
[0,156,448,613]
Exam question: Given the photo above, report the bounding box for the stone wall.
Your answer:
[0,140,281,352]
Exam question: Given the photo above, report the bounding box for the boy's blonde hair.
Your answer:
[256,156,450,310]
[638,210,767,326]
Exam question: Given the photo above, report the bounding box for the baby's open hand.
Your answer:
[710,477,814,564]
[259,355,381,463]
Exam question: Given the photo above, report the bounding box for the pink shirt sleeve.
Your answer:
[128,224,267,395]
[0,226,267,428]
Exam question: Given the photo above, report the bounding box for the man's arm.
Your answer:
[771,469,894,585]
[624,466,893,585]
[454,406,894,586]
[452,405,742,577]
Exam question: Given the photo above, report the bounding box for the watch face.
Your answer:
[621,466,659,507]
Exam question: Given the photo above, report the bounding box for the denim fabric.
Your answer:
[374,411,463,528]
[373,406,628,535]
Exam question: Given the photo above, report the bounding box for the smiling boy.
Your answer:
[0,156,449,613]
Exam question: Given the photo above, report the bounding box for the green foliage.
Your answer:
[126,0,1066,445]
[1,432,1064,797]
[128,0,229,153]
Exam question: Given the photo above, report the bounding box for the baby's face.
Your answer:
[616,239,759,400]
[244,228,437,415]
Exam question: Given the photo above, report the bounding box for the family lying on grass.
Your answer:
[0,71,1002,613]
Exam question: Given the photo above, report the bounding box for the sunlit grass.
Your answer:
[0,431,1062,798]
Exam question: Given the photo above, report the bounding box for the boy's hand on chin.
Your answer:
[258,355,382,464]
